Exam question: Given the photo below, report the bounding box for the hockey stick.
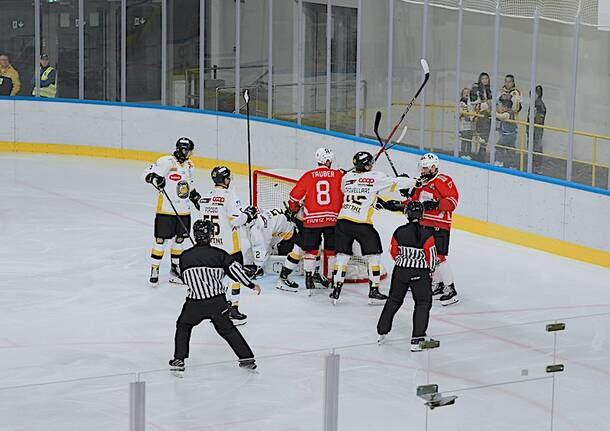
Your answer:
[244,89,253,205]
[373,111,399,176]
[377,58,429,156]
[156,185,195,246]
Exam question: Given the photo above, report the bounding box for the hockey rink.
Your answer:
[1,153,609,431]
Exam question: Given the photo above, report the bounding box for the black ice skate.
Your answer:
[239,358,257,371]
[439,283,459,306]
[368,283,388,305]
[305,272,315,296]
[329,282,343,305]
[169,264,184,285]
[312,271,331,288]
[149,267,159,287]
[229,306,248,325]
[431,282,445,299]
[169,358,185,377]
[411,337,440,352]
[275,267,299,293]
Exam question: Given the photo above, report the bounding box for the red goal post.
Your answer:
[252,169,387,283]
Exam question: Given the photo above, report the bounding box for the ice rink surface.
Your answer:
[1,154,609,431]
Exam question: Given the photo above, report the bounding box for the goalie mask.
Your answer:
[417,153,439,180]
[174,137,195,163]
[315,147,334,166]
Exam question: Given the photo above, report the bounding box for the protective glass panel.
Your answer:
[459,9,495,163]
[84,0,122,101]
[239,0,269,118]
[0,1,35,97]
[144,352,325,429]
[573,26,610,189]
[126,0,161,103]
[0,374,133,430]
[167,0,200,107]
[360,0,389,139]
[425,2,459,155]
[207,0,236,112]
[40,0,79,98]
[533,18,574,179]
[393,1,424,150]
[271,0,298,123]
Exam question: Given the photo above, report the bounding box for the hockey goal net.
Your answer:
[253,169,387,283]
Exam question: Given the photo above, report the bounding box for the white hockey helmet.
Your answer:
[315,147,334,165]
[417,153,440,174]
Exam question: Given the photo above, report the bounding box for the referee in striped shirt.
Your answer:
[377,201,438,352]
[169,219,261,374]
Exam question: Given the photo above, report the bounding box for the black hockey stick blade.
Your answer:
[374,110,382,135]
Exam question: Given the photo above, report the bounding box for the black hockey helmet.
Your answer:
[211,166,232,186]
[405,200,424,222]
[174,137,195,163]
[193,219,215,244]
[353,151,374,172]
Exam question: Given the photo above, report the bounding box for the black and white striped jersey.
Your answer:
[179,244,255,300]
[390,223,437,271]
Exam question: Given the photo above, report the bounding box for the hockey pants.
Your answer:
[174,295,254,360]
[377,267,432,338]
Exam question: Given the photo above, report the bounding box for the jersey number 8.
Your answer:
[316,180,331,205]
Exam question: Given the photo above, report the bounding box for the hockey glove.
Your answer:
[422,200,439,211]
[189,189,201,211]
[399,188,416,198]
[145,172,166,190]
[376,198,404,213]
[242,206,259,224]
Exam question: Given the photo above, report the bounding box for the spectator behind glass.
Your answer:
[527,85,547,174]
[459,87,474,159]
[495,98,518,169]
[499,74,523,115]
[470,72,493,161]
[0,54,21,96]
[31,54,57,98]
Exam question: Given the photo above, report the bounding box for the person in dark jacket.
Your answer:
[527,85,547,174]
[377,201,438,352]
[169,219,261,375]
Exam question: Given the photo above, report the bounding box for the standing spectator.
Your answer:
[527,85,547,174]
[459,87,474,159]
[498,74,523,115]
[32,54,57,98]
[495,98,518,168]
[471,72,493,161]
[0,54,21,96]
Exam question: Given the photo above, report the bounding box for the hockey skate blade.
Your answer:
[169,277,184,286]
[275,284,299,294]
[307,289,314,297]
[441,297,459,306]
[230,319,247,326]
[377,334,386,345]
[149,281,159,288]
[170,370,185,378]
[368,298,386,306]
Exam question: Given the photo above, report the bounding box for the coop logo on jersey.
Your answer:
[358,177,375,185]
[169,173,182,181]
[212,196,225,204]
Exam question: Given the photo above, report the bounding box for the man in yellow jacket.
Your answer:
[0,54,21,96]
[32,54,57,98]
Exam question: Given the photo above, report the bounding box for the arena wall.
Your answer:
[1,97,608,267]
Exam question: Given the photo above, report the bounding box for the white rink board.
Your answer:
[1,98,609,253]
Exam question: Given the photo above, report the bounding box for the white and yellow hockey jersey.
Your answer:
[143,155,195,215]
[250,208,294,267]
[199,187,249,254]
[338,171,416,224]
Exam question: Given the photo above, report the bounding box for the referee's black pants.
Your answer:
[377,267,432,338]
[174,295,254,361]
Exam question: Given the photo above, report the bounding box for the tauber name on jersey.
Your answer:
[144,155,194,215]
[199,188,246,254]
[339,171,416,224]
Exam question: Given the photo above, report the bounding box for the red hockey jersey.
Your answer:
[288,166,344,228]
[404,173,459,230]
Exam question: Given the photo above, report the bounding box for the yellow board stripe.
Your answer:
[453,214,610,268]
[0,141,262,176]
[2,140,609,268]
